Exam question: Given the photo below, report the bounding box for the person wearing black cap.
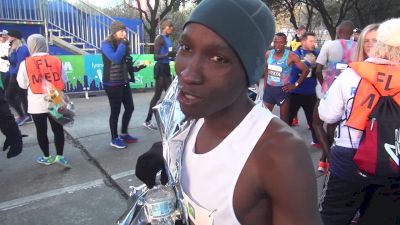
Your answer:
[101,21,144,149]
[3,30,31,126]
[0,30,10,87]
[290,25,306,51]
[353,28,362,42]
[143,19,175,130]
[135,0,323,224]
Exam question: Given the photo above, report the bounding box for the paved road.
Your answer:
[0,91,326,225]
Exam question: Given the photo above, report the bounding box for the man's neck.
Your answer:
[302,47,314,51]
[273,50,285,58]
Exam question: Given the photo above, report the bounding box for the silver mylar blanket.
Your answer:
[117,77,191,225]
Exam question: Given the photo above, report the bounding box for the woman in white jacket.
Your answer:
[17,34,70,168]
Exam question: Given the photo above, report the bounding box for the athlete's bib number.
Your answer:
[268,64,283,83]
[182,191,214,225]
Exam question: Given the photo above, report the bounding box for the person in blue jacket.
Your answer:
[289,32,321,150]
[2,30,31,126]
[101,21,145,149]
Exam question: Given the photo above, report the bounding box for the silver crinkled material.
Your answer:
[117,77,191,225]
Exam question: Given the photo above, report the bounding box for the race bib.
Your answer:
[182,191,214,225]
[336,63,348,71]
[268,64,283,83]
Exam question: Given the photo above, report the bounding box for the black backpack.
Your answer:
[353,94,400,177]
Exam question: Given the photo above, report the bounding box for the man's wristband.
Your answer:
[295,81,299,87]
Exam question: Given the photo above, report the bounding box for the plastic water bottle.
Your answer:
[144,185,177,225]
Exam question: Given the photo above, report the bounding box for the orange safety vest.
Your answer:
[25,55,64,94]
[346,61,400,130]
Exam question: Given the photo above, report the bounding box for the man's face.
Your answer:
[353,32,360,42]
[301,35,316,50]
[0,35,6,43]
[175,23,248,119]
[297,28,305,37]
[164,25,174,35]
[273,35,286,53]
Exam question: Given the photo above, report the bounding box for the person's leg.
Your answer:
[48,114,70,167]
[19,87,28,116]
[5,76,24,117]
[121,85,134,135]
[32,113,55,164]
[358,180,400,225]
[288,94,301,126]
[162,76,172,92]
[279,95,291,124]
[104,86,123,140]
[312,100,330,160]
[263,84,276,111]
[48,114,65,156]
[319,172,366,225]
[303,94,318,144]
[145,77,163,123]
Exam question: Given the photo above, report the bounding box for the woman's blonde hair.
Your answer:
[9,38,25,54]
[352,23,379,62]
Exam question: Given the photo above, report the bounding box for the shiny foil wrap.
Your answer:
[117,77,191,225]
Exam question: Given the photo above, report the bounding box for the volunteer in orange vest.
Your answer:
[17,34,71,168]
[318,19,400,225]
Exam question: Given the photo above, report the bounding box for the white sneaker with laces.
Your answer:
[143,121,158,130]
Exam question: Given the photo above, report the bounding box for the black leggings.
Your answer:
[32,113,65,157]
[104,84,134,139]
[289,93,318,142]
[5,76,28,117]
[145,76,172,122]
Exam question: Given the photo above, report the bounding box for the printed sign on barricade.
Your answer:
[55,54,175,93]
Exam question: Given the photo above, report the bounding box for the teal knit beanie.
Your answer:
[185,0,275,86]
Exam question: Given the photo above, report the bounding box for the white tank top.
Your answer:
[181,104,276,225]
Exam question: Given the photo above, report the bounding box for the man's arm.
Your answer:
[316,63,324,85]
[315,41,330,85]
[282,52,309,92]
[258,119,323,225]
[263,51,270,80]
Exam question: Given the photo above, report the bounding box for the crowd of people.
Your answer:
[1,0,399,224]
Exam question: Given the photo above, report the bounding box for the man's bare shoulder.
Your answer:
[255,117,308,158]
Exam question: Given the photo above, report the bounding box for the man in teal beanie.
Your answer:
[136,0,323,224]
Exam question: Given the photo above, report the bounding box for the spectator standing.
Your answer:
[17,34,70,167]
[313,20,356,173]
[101,21,138,149]
[5,30,31,126]
[0,30,10,86]
[318,18,400,225]
[288,32,321,148]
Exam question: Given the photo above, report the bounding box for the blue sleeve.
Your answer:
[101,41,126,64]
[9,46,30,75]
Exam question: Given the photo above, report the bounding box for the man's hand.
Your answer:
[282,83,297,92]
[167,51,177,58]
[135,141,168,188]
[137,64,146,71]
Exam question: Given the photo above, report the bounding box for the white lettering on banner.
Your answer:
[63,62,73,73]
[92,62,103,69]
